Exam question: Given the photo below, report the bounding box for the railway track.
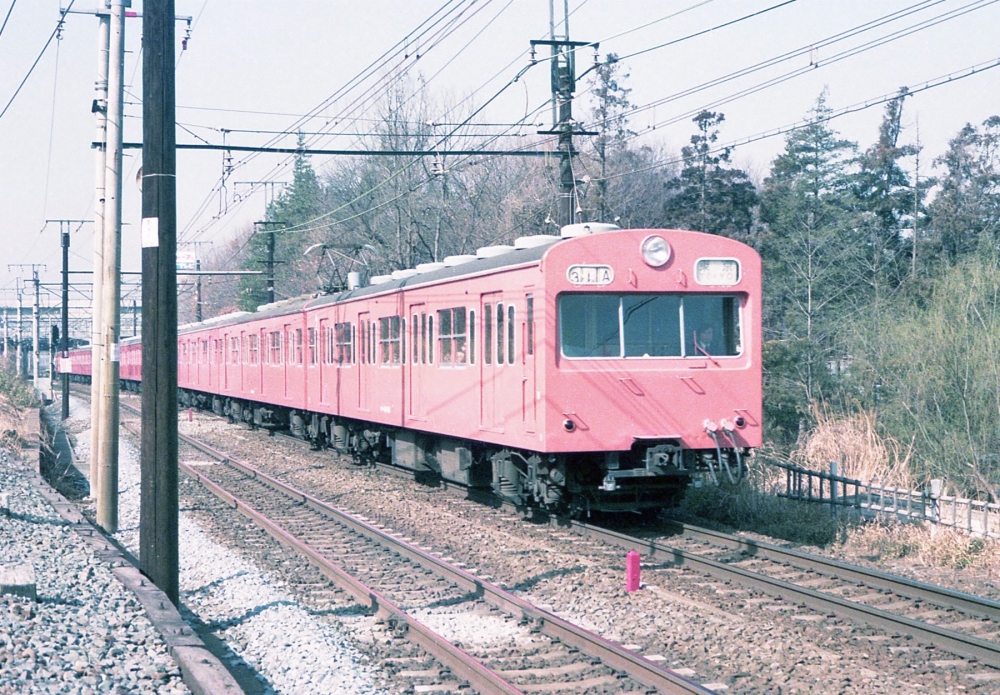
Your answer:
[116,399,713,695]
[573,520,1000,670]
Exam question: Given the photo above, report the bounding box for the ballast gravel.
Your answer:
[71,398,390,695]
[0,446,187,694]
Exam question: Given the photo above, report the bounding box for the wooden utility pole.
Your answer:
[140,0,179,605]
[91,0,111,495]
[96,0,127,534]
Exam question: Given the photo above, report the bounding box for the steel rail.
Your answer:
[573,521,1000,669]
[658,520,1000,622]
[167,426,712,695]
[116,409,524,695]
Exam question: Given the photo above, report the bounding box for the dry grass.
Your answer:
[842,519,1000,570]
[674,461,849,547]
[792,404,913,486]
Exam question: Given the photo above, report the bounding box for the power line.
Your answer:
[0,1,74,122]
[601,56,1000,183]
[0,0,17,42]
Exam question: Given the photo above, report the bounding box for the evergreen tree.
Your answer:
[757,93,858,439]
[853,89,919,291]
[589,53,634,222]
[928,116,1000,262]
[660,111,757,239]
[238,135,325,310]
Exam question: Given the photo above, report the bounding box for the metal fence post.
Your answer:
[830,461,838,517]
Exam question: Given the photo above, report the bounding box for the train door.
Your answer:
[408,303,426,419]
[523,294,536,432]
[222,333,229,390]
[480,292,502,430]
[358,311,370,411]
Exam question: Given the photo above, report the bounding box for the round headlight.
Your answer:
[641,235,671,267]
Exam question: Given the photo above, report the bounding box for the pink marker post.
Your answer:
[626,550,641,592]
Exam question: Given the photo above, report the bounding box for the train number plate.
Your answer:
[567,264,614,286]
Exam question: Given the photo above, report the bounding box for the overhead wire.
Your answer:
[0,0,16,42]
[0,0,74,122]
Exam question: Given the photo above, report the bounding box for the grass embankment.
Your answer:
[674,408,1000,571]
[0,360,40,453]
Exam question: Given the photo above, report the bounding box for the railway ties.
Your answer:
[167,423,714,694]
[576,519,1000,676]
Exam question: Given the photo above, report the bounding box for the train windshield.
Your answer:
[559,293,741,358]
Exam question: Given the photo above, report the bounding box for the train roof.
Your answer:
[177,238,555,334]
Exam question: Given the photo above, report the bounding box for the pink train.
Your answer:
[68,225,763,513]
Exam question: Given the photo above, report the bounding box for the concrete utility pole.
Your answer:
[141,0,179,605]
[2,307,7,361]
[91,0,111,493]
[96,0,127,534]
[16,284,23,377]
[32,270,40,388]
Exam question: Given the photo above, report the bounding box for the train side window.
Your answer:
[248,334,259,364]
[436,307,467,365]
[496,303,505,365]
[308,328,317,365]
[427,316,434,364]
[268,331,282,364]
[401,318,406,365]
[379,317,401,364]
[335,322,354,365]
[294,329,303,364]
[484,304,492,364]
[231,336,240,365]
[469,310,476,365]
[412,314,419,363]
[370,321,377,365]
[526,296,534,356]
[507,305,515,365]
[420,313,427,364]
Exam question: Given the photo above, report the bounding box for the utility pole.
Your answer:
[141,0,179,605]
[254,221,283,305]
[92,0,111,495]
[32,270,40,388]
[9,265,47,382]
[16,283,23,377]
[195,259,203,321]
[46,220,89,419]
[96,0,127,534]
[532,32,597,226]
[2,306,7,361]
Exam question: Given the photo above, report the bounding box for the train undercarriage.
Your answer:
[95,378,746,515]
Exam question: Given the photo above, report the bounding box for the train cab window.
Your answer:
[559,293,741,358]
[437,307,467,365]
[683,295,741,357]
[623,295,682,357]
[335,322,354,365]
[308,328,318,365]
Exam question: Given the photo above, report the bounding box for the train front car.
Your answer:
[506,225,762,514]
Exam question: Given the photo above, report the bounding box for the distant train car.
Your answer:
[68,225,762,513]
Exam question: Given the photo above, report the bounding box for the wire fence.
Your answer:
[765,459,1000,540]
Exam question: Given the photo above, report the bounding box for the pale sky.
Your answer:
[1,0,998,321]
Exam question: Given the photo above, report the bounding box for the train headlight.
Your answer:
[641,235,671,267]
